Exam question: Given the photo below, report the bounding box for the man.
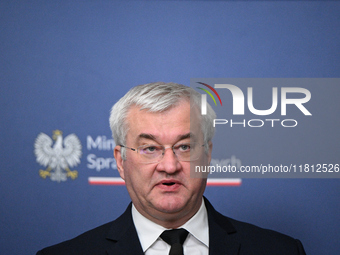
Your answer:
[37,82,306,254]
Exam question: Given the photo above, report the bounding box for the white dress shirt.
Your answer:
[132,199,209,255]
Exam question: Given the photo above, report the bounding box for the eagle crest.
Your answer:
[34,130,82,182]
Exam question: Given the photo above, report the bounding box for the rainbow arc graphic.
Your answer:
[196,82,222,106]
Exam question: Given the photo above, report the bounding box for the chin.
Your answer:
[153,194,188,214]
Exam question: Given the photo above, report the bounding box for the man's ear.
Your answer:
[114,145,125,180]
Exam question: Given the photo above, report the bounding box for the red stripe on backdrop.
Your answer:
[88,177,241,186]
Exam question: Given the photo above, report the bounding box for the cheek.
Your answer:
[123,165,146,199]
[188,176,206,189]
[123,162,155,189]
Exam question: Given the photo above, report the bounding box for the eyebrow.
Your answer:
[178,133,193,140]
[138,133,156,141]
[137,132,196,143]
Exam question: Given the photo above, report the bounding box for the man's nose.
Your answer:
[156,147,182,174]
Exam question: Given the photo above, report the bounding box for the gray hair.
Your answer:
[109,82,216,159]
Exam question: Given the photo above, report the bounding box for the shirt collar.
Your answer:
[131,198,209,252]
[180,198,209,247]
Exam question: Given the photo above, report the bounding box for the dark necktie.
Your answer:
[160,228,189,255]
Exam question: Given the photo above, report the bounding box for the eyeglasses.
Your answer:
[119,143,204,164]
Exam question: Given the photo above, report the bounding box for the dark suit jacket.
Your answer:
[37,198,306,255]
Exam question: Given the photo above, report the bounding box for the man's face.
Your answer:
[114,100,212,228]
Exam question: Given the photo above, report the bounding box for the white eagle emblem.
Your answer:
[34,130,82,182]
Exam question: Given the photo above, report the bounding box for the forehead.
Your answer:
[125,100,201,143]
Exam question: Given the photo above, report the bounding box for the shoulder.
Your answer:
[230,217,306,254]
[229,217,304,248]
[37,203,135,255]
[36,221,114,255]
[204,198,306,254]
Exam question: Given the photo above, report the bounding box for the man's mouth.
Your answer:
[162,182,176,186]
[157,180,181,191]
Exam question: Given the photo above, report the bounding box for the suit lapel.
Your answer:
[205,198,240,255]
[105,203,144,255]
